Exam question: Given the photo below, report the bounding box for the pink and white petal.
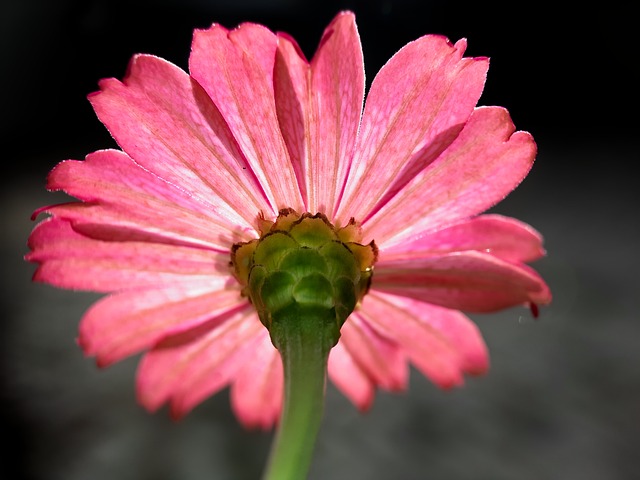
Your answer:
[79,283,247,367]
[41,199,247,253]
[373,250,551,313]
[381,214,546,264]
[190,24,304,211]
[46,150,256,246]
[230,329,283,429]
[27,218,230,292]
[310,12,364,215]
[367,292,488,375]
[357,292,466,389]
[327,340,375,411]
[337,35,488,224]
[227,23,279,79]
[273,35,311,206]
[274,12,364,214]
[364,106,536,247]
[340,313,408,391]
[38,203,223,253]
[89,55,270,227]
[136,305,263,417]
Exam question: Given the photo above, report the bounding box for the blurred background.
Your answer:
[2,1,637,479]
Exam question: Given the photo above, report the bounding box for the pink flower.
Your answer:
[27,12,551,428]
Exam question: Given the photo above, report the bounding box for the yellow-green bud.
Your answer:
[231,209,377,346]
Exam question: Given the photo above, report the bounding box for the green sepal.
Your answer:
[232,211,377,343]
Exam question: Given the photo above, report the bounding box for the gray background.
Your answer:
[2,1,637,479]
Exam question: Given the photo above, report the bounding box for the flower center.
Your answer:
[231,208,377,340]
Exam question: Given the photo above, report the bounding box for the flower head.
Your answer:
[27,12,550,428]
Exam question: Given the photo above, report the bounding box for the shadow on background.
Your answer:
[2,1,638,479]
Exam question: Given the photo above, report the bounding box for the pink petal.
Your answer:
[327,340,375,411]
[358,292,474,387]
[364,106,536,247]
[78,283,247,367]
[43,150,255,249]
[38,150,257,250]
[136,305,263,417]
[337,35,488,224]
[27,217,231,292]
[89,55,270,228]
[373,250,551,313]
[40,203,246,253]
[190,23,304,211]
[230,329,283,429]
[339,313,408,391]
[274,12,364,214]
[272,36,310,206]
[381,214,546,264]
[362,292,489,376]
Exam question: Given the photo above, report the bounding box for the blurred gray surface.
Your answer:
[2,142,639,480]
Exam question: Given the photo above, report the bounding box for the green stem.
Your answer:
[262,308,336,480]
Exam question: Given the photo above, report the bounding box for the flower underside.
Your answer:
[231,209,377,346]
[24,11,553,431]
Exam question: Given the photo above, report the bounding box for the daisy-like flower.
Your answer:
[27,11,550,434]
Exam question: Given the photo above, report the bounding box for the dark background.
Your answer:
[2,1,638,479]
